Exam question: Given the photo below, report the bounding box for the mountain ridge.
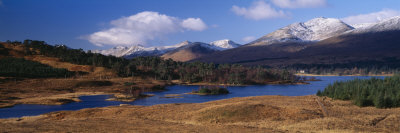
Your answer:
[194,16,400,66]
[92,39,241,59]
[248,17,354,46]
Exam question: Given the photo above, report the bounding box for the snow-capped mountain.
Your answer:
[195,16,400,66]
[92,41,191,58]
[92,45,144,57]
[249,17,354,46]
[165,40,240,52]
[351,23,375,29]
[92,40,240,58]
[209,39,241,50]
[161,42,220,62]
[349,16,400,33]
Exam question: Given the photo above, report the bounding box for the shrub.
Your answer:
[0,57,75,78]
[124,82,136,86]
[318,75,400,108]
[74,81,113,87]
[195,86,229,95]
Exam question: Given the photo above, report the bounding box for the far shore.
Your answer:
[174,80,309,86]
[295,73,394,77]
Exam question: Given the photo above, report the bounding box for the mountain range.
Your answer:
[194,16,400,66]
[92,39,241,61]
[93,16,400,66]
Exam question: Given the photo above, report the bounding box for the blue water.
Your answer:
[0,76,383,118]
[0,95,125,118]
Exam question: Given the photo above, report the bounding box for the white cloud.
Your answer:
[242,36,257,43]
[211,24,219,28]
[341,9,400,25]
[87,11,207,46]
[181,18,208,31]
[271,0,327,9]
[231,0,287,20]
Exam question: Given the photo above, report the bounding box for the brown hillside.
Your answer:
[162,42,217,62]
[0,42,116,78]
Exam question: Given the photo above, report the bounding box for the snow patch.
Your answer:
[92,40,240,58]
[250,17,354,46]
[209,39,241,50]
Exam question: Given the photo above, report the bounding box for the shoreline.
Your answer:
[0,80,309,108]
[0,92,109,109]
[295,73,393,76]
[0,92,158,109]
[2,74,380,109]
[175,80,309,86]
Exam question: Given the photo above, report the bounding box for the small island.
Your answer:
[190,86,229,95]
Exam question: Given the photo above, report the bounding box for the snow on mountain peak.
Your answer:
[92,39,239,58]
[351,16,400,33]
[250,17,354,46]
[93,44,167,58]
[209,39,241,50]
[351,23,375,29]
[174,40,192,47]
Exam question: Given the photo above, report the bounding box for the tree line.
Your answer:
[317,76,400,108]
[2,40,298,84]
[0,57,77,78]
[286,59,400,75]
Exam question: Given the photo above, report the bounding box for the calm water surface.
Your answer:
[0,76,383,118]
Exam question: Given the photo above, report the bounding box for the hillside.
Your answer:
[0,42,116,78]
[161,42,218,62]
[0,42,171,108]
[194,41,310,65]
[0,40,301,108]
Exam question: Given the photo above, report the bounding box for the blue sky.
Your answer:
[1,0,400,50]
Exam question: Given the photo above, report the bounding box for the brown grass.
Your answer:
[162,50,205,62]
[24,55,117,78]
[1,95,399,132]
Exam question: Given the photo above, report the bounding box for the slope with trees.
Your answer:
[317,76,400,108]
[1,40,299,85]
